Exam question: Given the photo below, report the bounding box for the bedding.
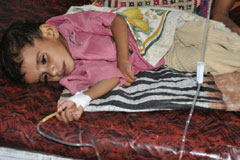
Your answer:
[99,0,209,17]
[59,66,227,112]
[1,0,240,160]
[61,5,238,112]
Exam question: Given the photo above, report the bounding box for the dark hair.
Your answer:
[0,21,43,83]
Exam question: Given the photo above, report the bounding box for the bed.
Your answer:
[0,0,240,160]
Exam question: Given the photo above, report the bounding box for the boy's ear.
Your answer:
[39,24,59,39]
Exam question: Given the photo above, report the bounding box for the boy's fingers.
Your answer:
[122,82,131,87]
[119,63,136,82]
[126,68,136,82]
[56,113,62,121]
[73,107,83,121]
[125,74,136,84]
[61,110,68,123]
[57,103,66,112]
[56,101,79,122]
[66,110,74,122]
[73,110,82,121]
[129,71,137,80]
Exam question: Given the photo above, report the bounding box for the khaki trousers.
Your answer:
[164,19,240,75]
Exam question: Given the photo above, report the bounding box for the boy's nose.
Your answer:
[48,64,58,76]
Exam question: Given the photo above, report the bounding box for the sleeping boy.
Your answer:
[1,6,240,122]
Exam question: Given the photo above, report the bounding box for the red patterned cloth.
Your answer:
[1,0,240,159]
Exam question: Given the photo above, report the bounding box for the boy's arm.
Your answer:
[211,0,240,35]
[83,77,120,99]
[111,15,136,86]
[56,77,120,122]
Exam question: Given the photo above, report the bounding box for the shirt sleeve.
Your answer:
[46,11,117,36]
[60,61,125,95]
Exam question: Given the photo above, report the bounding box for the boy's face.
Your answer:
[20,24,75,83]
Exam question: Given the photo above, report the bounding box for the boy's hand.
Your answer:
[56,100,83,123]
[118,60,137,87]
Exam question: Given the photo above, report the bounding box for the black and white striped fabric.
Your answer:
[60,66,224,112]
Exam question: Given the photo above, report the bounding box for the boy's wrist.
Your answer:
[117,56,129,65]
[68,92,92,109]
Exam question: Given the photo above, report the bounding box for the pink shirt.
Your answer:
[46,11,164,95]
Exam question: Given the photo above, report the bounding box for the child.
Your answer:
[1,6,240,123]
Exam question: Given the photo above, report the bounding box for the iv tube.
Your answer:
[178,0,213,159]
[37,112,102,160]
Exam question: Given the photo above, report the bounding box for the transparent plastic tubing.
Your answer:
[178,0,213,159]
[36,112,102,160]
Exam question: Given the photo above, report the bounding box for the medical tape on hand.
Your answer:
[68,92,92,109]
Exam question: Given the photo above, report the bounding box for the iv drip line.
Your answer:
[178,0,213,159]
[37,112,102,160]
